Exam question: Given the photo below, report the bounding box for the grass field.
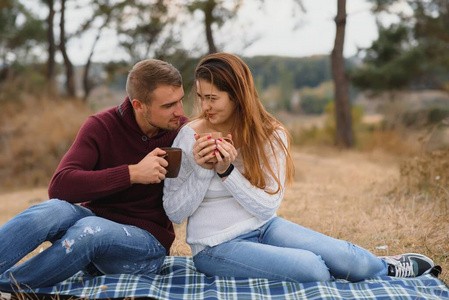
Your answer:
[1,145,447,284]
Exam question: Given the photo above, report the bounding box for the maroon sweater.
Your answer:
[48,98,186,252]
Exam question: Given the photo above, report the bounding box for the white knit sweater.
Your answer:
[163,124,287,255]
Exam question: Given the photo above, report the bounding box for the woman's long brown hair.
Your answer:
[193,53,294,194]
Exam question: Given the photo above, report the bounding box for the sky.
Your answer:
[22,0,387,65]
[210,0,380,59]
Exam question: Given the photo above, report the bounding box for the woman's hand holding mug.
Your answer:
[214,133,237,174]
[193,132,236,171]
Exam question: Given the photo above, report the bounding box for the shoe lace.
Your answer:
[393,261,415,277]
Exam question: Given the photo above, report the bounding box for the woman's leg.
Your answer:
[260,217,387,281]
[193,230,331,283]
[0,199,94,275]
[0,216,166,290]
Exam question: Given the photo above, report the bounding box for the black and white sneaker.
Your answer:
[382,253,436,277]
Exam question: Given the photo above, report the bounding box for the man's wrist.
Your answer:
[128,165,137,184]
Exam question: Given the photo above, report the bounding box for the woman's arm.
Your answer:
[163,126,215,224]
[222,130,288,220]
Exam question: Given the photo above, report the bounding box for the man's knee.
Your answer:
[69,216,108,238]
[28,199,85,219]
[60,217,108,255]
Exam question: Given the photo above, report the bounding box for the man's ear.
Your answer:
[131,99,144,111]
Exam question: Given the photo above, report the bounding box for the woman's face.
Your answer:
[196,79,236,127]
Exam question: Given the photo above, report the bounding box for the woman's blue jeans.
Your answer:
[193,217,388,283]
[0,199,166,291]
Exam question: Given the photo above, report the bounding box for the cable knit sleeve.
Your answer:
[222,129,288,220]
[163,125,215,224]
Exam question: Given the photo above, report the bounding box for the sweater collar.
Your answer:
[117,97,143,136]
[117,97,173,139]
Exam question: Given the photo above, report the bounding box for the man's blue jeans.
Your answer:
[193,217,388,283]
[0,199,166,291]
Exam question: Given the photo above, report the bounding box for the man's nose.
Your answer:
[174,102,184,116]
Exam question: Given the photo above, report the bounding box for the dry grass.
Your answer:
[399,148,449,197]
[2,146,447,286]
[0,98,92,190]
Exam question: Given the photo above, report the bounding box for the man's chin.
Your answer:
[166,120,181,131]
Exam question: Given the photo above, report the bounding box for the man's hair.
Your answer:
[126,59,182,105]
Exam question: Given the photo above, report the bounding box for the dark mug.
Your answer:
[160,147,182,178]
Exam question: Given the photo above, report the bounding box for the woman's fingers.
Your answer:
[217,139,236,160]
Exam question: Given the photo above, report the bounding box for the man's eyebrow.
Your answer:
[162,96,184,107]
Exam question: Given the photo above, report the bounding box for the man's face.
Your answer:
[134,85,185,136]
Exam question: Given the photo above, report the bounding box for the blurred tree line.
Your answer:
[352,0,449,94]
[0,0,331,111]
[1,0,448,147]
[350,0,449,130]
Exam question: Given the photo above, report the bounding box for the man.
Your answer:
[0,59,186,291]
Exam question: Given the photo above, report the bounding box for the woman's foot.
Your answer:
[381,253,438,277]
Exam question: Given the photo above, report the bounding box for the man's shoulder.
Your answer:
[93,104,118,118]
[88,104,121,125]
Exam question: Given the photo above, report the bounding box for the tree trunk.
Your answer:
[331,0,354,148]
[204,0,217,54]
[60,0,76,98]
[83,14,111,102]
[46,0,56,95]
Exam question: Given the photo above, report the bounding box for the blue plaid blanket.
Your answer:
[25,256,448,299]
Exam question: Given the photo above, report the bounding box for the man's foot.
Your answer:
[382,253,435,277]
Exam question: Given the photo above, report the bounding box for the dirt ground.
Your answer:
[1,147,448,283]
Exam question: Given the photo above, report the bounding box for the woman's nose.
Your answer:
[202,100,211,111]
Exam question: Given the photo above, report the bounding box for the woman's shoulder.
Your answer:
[272,126,288,140]
[177,123,195,137]
[186,119,204,134]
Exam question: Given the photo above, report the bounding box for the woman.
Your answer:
[163,52,438,282]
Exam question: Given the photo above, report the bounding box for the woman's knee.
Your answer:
[288,252,331,282]
[193,246,332,283]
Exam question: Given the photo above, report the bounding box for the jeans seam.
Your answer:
[195,250,299,282]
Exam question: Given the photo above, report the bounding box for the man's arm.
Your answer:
[48,117,131,202]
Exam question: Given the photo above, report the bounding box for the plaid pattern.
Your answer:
[26,256,448,300]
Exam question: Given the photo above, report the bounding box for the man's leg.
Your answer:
[0,216,166,290]
[0,199,94,274]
